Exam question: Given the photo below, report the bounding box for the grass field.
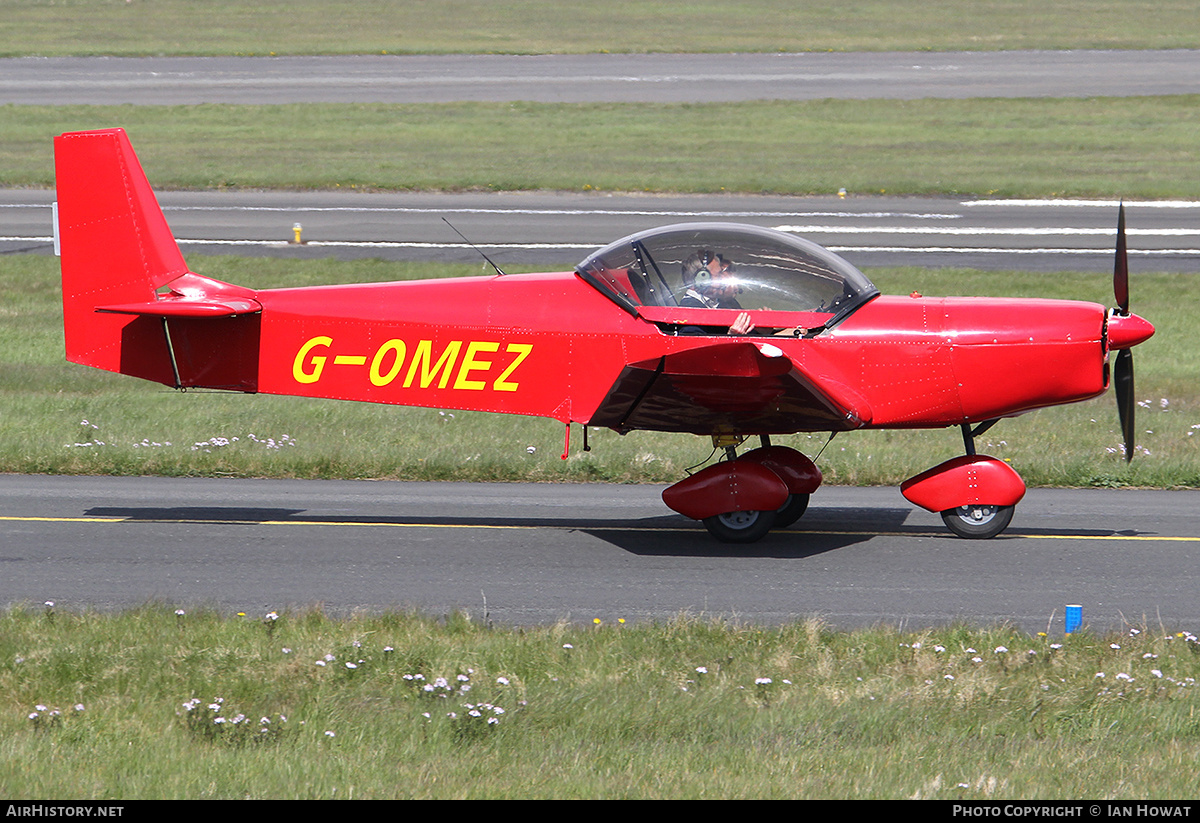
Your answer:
[4,606,1200,799]
[4,0,1199,56]
[5,97,1200,198]
[3,254,1193,489]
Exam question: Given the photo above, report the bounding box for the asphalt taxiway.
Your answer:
[2,475,1197,633]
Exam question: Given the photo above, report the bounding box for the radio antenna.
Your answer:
[442,217,505,276]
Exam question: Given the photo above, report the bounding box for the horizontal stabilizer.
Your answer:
[98,298,262,317]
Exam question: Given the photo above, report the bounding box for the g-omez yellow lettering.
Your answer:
[454,341,500,390]
[369,339,406,387]
[293,336,333,383]
[493,343,532,391]
[292,336,532,392]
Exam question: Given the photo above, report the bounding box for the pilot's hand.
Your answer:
[727,312,755,335]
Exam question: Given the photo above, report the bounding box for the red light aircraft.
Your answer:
[55,128,1154,543]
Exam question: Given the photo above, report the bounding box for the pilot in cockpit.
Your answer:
[679,250,756,335]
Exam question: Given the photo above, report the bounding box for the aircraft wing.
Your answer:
[585,340,872,434]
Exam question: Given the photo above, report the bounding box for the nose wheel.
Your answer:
[940,504,1014,539]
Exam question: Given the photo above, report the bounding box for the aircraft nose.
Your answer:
[1107,312,1155,350]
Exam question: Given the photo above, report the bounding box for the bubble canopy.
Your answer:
[576,223,878,325]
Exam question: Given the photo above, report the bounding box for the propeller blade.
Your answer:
[1114,202,1129,315]
[1114,347,1135,462]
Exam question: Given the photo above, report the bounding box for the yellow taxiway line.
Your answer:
[2,514,1199,542]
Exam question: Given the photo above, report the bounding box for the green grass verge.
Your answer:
[3,254,1194,488]
[3,605,1200,798]
[3,0,1198,56]
[6,97,1200,198]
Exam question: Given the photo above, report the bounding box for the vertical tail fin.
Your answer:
[56,128,189,380]
[55,129,261,391]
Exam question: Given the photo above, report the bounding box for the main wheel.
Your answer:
[774,493,810,528]
[940,504,1014,539]
[702,509,776,544]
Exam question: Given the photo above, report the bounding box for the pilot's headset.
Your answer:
[686,250,726,290]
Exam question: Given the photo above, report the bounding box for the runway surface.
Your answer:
[5,188,1199,271]
[4,51,1198,105]
[2,475,1197,633]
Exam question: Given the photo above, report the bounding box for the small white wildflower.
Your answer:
[754,677,772,685]
[324,730,335,737]
[345,662,357,669]
[1152,669,1164,678]
[695,667,707,674]
[994,646,1008,654]
[497,676,510,685]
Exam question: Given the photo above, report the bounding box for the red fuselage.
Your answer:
[217,271,1114,435]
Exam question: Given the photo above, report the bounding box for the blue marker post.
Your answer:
[1065,604,1083,634]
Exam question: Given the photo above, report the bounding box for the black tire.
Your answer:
[940,504,1014,539]
[774,493,810,528]
[702,509,776,543]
